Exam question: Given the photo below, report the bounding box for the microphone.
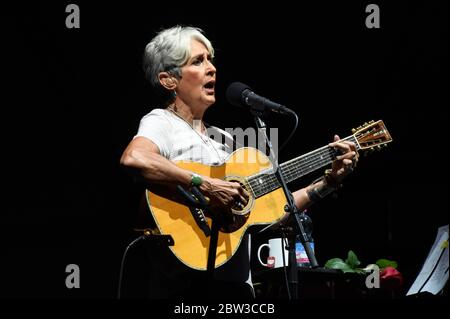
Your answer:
[226,82,290,114]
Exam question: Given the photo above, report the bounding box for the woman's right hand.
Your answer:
[199,176,249,209]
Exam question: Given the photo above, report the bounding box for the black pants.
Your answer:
[170,275,254,300]
[121,239,254,300]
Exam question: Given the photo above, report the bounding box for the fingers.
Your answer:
[206,178,252,209]
[329,141,356,153]
[337,151,357,161]
[342,159,353,172]
[329,135,357,151]
[352,150,359,167]
[230,181,249,206]
[236,184,249,205]
[329,135,358,164]
[329,136,359,178]
[343,158,353,166]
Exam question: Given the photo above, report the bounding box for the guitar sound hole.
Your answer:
[206,178,248,232]
[218,214,249,233]
[214,176,254,232]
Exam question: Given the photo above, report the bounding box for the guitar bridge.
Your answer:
[189,207,211,237]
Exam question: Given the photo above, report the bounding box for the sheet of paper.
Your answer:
[407,225,449,296]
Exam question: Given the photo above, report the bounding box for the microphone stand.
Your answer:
[251,109,318,300]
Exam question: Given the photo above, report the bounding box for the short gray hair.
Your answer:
[143,25,215,89]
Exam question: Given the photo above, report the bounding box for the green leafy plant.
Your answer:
[325,250,403,290]
[325,250,366,274]
[325,250,397,274]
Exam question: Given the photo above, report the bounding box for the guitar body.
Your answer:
[146,147,288,270]
[144,120,393,271]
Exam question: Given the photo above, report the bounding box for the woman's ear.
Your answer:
[158,72,178,90]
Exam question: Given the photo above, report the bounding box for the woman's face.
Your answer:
[176,39,216,109]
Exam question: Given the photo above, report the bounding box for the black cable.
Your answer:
[117,235,147,299]
[278,109,299,153]
[281,231,292,300]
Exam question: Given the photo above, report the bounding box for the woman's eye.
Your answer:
[192,58,203,65]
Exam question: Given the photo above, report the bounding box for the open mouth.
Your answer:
[203,80,215,94]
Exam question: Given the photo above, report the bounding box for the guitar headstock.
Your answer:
[352,120,392,153]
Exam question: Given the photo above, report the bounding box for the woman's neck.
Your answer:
[167,101,205,133]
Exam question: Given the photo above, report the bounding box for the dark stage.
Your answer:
[1,1,447,302]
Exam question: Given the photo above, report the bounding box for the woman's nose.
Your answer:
[206,60,216,75]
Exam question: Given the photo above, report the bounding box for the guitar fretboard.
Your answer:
[246,135,359,198]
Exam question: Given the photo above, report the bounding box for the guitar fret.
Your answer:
[248,135,359,198]
[282,149,335,183]
[250,150,334,197]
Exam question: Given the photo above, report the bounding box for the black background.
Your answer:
[0,1,447,298]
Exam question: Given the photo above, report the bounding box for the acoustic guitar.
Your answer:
[144,120,392,270]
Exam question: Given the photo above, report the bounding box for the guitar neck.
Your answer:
[247,135,359,198]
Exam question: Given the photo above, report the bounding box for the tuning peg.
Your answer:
[363,122,368,127]
[352,128,356,133]
[369,120,374,124]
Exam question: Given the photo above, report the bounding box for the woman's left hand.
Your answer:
[328,134,359,182]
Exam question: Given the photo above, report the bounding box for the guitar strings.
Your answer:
[248,135,357,182]
[247,135,359,197]
[252,135,361,196]
[248,151,335,197]
[257,135,358,196]
[277,135,358,176]
[281,135,358,181]
[246,125,389,197]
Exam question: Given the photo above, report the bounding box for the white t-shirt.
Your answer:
[136,108,233,165]
[135,108,253,287]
